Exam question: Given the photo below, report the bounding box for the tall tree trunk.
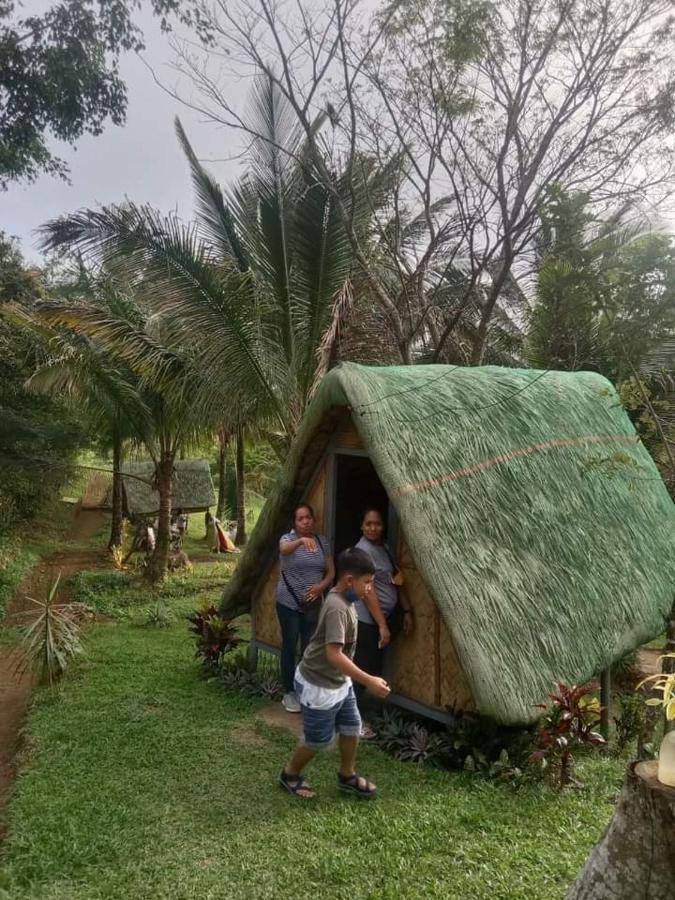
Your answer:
[145,451,174,583]
[565,761,675,899]
[235,425,246,547]
[216,429,229,522]
[470,260,513,364]
[107,432,124,551]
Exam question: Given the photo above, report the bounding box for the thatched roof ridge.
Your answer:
[221,363,675,724]
[121,459,215,515]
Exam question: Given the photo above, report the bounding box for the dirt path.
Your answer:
[258,703,304,739]
[634,647,664,681]
[0,508,107,841]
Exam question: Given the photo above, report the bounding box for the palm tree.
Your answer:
[16,280,150,551]
[29,284,212,582]
[36,76,372,550]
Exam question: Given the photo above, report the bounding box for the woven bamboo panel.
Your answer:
[305,463,327,531]
[389,561,438,707]
[439,621,474,712]
[390,532,473,713]
[334,411,363,449]
[255,562,281,647]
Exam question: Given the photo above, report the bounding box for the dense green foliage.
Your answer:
[529,190,675,489]
[0,0,206,186]
[0,233,82,533]
[529,190,675,379]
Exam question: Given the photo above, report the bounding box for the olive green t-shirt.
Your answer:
[298,589,357,689]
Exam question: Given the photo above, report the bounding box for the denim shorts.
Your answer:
[295,682,362,751]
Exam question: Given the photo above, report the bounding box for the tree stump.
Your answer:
[566,761,675,900]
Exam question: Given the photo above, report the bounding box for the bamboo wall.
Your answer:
[253,415,474,716]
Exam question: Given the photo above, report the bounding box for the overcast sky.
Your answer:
[1,4,243,263]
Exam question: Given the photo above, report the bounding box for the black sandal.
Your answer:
[279,769,316,799]
[337,771,377,799]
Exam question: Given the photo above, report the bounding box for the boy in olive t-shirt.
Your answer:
[279,547,391,800]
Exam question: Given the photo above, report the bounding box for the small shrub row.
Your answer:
[371,707,531,780]
[370,681,610,788]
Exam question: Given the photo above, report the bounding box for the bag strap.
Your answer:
[382,543,399,575]
[280,535,327,610]
[281,571,307,610]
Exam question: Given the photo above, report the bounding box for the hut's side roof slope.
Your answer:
[121,459,215,515]
[222,363,675,724]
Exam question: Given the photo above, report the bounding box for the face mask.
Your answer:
[344,588,360,604]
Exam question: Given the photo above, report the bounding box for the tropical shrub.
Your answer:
[219,648,282,699]
[638,654,675,721]
[610,648,639,685]
[16,573,84,686]
[187,604,241,670]
[373,709,451,767]
[613,691,647,754]
[143,602,175,628]
[529,683,606,788]
[372,707,530,778]
[220,668,283,700]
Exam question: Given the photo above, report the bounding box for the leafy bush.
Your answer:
[187,604,241,670]
[143,602,175,628]
[0,536,32,618]
[71,570,132,602]
[371,707,531,778]
[613,691,647,754]
[611,648,638,684]
[219,648,282,698]
[529,683,606,788]
[16,573,84,686]
[372,709,452,769]
[220,668,283,699]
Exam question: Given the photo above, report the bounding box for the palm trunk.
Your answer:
[108,433,124,551]
[235,425,246,546]
[216,430,229,522]
[146,452,174,583]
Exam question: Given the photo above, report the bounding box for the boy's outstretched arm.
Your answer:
[325,644,391,699]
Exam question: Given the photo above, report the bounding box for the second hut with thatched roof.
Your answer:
[121,459,216,517]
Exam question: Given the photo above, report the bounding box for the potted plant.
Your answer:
[638,652,675,787]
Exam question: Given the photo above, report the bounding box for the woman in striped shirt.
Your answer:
[276,504,335,712]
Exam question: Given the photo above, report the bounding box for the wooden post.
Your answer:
[566,761,675,899]
[600,668,611,742]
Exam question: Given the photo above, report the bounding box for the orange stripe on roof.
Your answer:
[392,434,638,498]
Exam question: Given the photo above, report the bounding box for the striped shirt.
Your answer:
[276,530,331,611]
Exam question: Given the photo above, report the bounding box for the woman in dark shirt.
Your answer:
[353,508,413,735]
[276,504,334,712]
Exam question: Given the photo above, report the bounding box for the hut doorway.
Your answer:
[331,453,393,554]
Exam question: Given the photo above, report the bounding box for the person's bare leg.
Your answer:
[282,744,317,798]
[338,735,375,791]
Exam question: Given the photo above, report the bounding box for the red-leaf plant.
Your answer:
[529,682,606,788]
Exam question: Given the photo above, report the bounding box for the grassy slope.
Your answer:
[0,557,626,900]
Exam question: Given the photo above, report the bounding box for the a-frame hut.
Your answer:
[121,459,216,517]
[221,364,675,725]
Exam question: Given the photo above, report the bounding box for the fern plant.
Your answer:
[16,573,84,686]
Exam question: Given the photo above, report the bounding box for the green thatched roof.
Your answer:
[222,363,675,724]
[121,459,215,515]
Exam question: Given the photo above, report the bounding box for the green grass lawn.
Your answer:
[0,562,626,900]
